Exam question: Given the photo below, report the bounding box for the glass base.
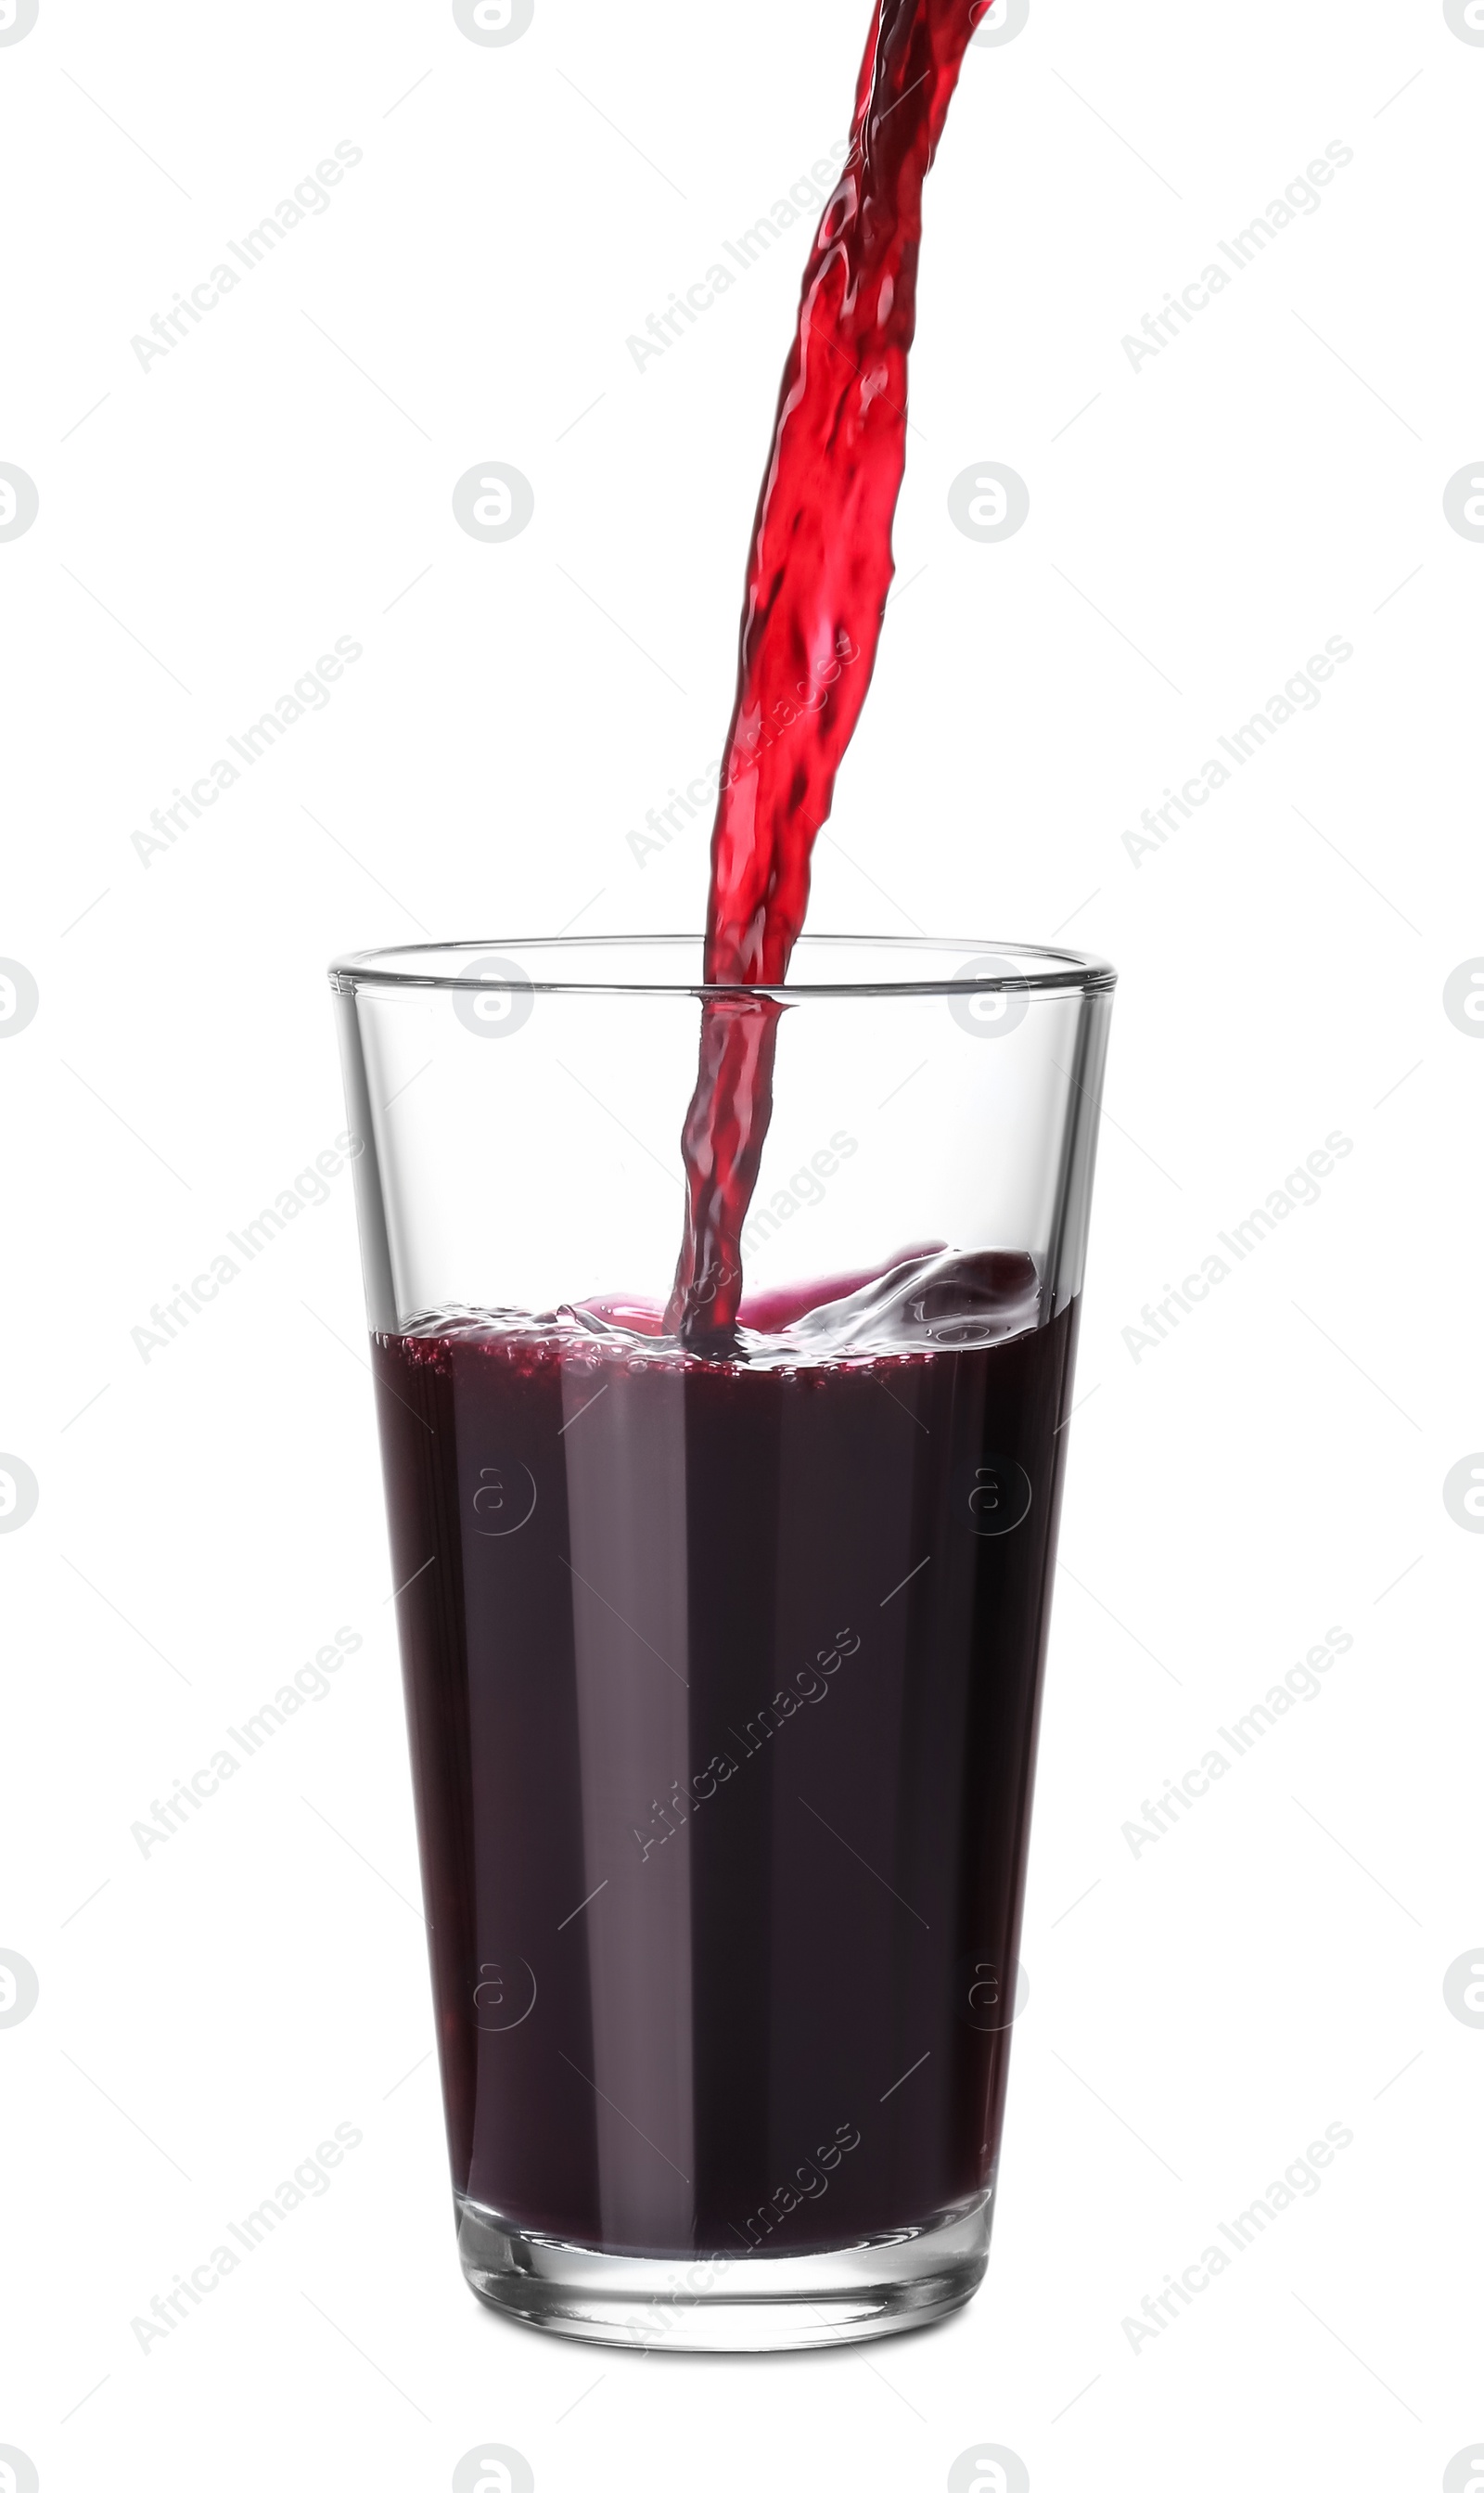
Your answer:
[455,2191,993,2351]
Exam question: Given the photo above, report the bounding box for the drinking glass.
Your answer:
[330,934,1115,2349]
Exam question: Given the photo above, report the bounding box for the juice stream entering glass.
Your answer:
[666,0,989,1346]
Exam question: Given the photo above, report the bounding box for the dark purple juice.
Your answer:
[373,1253,1079,2258]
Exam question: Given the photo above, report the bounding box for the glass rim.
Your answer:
[327,932,1117,1002]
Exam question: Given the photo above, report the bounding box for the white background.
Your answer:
[2,0,1481,2487]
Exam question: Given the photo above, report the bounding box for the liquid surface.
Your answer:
[424,1247,1044,1371]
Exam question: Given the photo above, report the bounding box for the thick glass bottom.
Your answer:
[455,2191,993,2351]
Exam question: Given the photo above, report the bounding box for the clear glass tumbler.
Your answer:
[329,934,1115,2350]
